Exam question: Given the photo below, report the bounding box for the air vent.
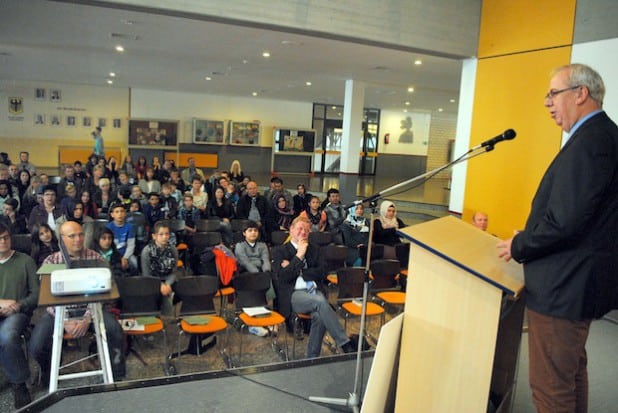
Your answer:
[370,66,392,72]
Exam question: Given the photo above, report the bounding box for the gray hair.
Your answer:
[555,63,605,106]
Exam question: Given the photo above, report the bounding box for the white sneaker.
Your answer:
[248,326,269,337]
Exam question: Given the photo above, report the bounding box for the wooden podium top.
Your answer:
[399,216,524,297]
[38,274,119,307]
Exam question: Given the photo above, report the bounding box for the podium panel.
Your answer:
[393,216,524,412]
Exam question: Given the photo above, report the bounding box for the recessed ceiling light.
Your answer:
[262,51,270,58]
[204,76,212,81]
[109,72,116,77]
[438,108,444,112]
[403,109,408,113]
[242,59,249,64]
[106,79,113,84]
[331,106,337,110]
[305,81,312,86]
[414,59,422,65]
[450,99,456,103]
[407,87,414,93]
[115,45,124,52]
[405,101,410,106]
[252,92,258,96]
[121,19,136,25]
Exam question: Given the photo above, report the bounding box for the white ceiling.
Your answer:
[0,0,481,115]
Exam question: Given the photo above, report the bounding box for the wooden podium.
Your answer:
[394,216,525,412]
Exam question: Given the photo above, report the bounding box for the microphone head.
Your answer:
[503,129,516,140]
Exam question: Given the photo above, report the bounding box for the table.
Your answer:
[38,275,119,393]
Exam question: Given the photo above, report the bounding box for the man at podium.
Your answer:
[498,64,618,413]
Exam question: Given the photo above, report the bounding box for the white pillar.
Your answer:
[340,79,365,174]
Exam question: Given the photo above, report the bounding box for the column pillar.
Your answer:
[339,79,365,204]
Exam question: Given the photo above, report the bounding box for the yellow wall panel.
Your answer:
[478,0,576,58]
[463,47,572,239]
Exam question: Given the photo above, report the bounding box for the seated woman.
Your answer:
[373,200,407,259]
[341,203,370,266]
[270,194,295,232]
[55,201,95,249]
[30,223,59,267]
[206,186,234,246]
[229,159,245,183]
[94,227,125,280]
[292,184,312,218]
[93,178,116,215]
[299,195,327,232]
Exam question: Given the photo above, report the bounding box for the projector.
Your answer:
[51,268,112,296]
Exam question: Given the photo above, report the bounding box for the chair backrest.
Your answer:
[270,230,289,246]
[321,244,349,273]
[161,218,186,233]
[11,234,32,255]
[232,271,271,309]
[336,267,366,300]
[191,232,223,250]
[116,276,162,316]
[395,242,410,269]
[174,275,218,315]
[195,219,221,233]
[230,219,251,233]
[358,244,384,265]
[370,259,401,290]
[309,231,332,247]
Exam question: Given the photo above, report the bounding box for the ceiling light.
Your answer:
[109,72,116,77]
[121,19,136,25]
[405,101,410,106]
[115,45,124,52]
[305,81,312,86]
[331,106,337,110]
[106,79,113,84]
[403,109,408,113]
[252,92,258,96]
[407,87,414,93]
[438,108,444,112]
[414,59,422,65]
[204,76,212,81]
[450,99,456,103]
[262,51,270,58]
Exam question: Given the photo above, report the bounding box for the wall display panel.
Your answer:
[193,118,226,144]
[273,128,315,153]
[229,121,260,146]
[128,119,178,146]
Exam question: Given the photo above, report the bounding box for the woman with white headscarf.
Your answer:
[373,200,407,259]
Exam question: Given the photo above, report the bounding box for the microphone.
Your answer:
[480,129,516,148]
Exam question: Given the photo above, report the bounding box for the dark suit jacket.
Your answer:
[512,111,618,319]
[272,242,327,319]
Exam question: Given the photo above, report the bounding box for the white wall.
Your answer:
[129,88,313,147]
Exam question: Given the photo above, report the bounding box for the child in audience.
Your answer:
[94,227,124,279]
[160,182,178,219]
[1,198,27,234]
[299,195,327,232]
[30,223,59,266]
[143,192,165,229]
[106,201,137,272]
[177,192,199,238]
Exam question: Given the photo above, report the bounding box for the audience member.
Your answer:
[119,155,136,181]
[0,223,39,408]
[135,156,148,180]
[59,182,78,210]
[93,177,115,215]
[341,203,370,266]
[270,194,295,231]
[93,227,124,280]
[56,164,83,200]
[272,216,357,358]
[0,180,20,213]
[106,156,119,184]
[160,182,178,219]
[169,169,185,194]
[181,157,205,184]
[299,195,327,232]
[55,201,95,249]
[16,170,31,202]
[28,185,67,231]
[17,151,36,176]
[292,184,311,217]
[1,198,27,235]
[143,192,165,229]
[236,181,270,241]
[373,200,407,259]
[138,167,161,195]
[29,221,125,382]
[30,223,60,266]
[323,188,346,236]
[106,202,137,272]
[0,152,11,166]
[471,211,489,231]
[206,186,235,245]
[189,175,208,217]
[73,160,87,182]
[177,192,200,239]
[80,190,98,219]
[229,159,245,183]
[266,176,294,207]
[21,175,42,217]
[85,154,99,178]
[130,185,147,210]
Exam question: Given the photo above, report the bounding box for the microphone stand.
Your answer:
[308,142,500,412]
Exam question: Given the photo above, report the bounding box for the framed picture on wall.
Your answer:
[274,128,316,153]
[113,118,122,128]
[98,118,107,128]
[193,118,225,144]
[128,119,178,147]
[229,120,261,146]
[83,116,92,127]
[50,89,61,103]
[34,113,45,126]
[50,114,61,127]
[66,115,76,127]
[35,88,46,101]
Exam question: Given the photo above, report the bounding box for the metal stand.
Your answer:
[308,142,500,411]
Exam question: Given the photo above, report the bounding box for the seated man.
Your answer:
[272,216,356,358]
[0,223,39,408]
[29,221,126,382]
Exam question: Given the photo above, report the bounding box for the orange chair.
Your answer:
[232,272,288,364]
[370,259,406,312]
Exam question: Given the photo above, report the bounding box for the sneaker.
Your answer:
[248,326,269,337]
[12,383,31,409]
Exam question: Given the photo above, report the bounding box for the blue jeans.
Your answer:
[0,312,30,384]
[291,290,349,358]
[29,311,126,379]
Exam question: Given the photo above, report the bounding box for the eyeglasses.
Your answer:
[62,232,85,239]
[545,85,581,100]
